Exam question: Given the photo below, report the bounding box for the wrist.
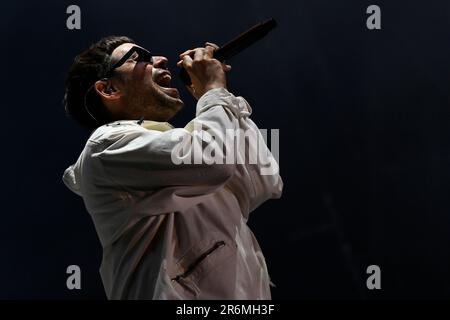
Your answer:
[204,82,226,93]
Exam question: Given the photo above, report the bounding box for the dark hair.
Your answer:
[64,36,135,130]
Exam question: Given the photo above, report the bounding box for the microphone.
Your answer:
[179,18,278,86]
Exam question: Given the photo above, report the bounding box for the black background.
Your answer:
[1,0,450,299]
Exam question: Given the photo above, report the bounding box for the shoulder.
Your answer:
[87,120,148,145]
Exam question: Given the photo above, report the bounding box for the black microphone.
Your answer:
[179,18,278,86]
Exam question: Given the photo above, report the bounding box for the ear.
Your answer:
[94,79,121,101]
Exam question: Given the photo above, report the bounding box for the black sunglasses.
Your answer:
[103,46,154,78]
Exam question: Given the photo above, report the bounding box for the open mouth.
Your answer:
[155,72,180,98]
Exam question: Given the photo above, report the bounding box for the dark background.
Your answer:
[1,0,450,299]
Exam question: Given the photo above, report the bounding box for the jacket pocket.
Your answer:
[171,240,226,295]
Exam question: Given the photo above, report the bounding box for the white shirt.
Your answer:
[63,88,283,299]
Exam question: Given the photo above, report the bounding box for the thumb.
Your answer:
[222,63,232,72]
[186,84,200,99]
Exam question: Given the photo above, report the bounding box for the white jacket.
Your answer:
[62,88,283,299]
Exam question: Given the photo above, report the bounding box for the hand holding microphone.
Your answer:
[177,18,277,99]
[176,42,232,99]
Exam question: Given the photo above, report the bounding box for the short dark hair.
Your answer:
[64,36,135,130]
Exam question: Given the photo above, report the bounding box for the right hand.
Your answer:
[177,42,232,99]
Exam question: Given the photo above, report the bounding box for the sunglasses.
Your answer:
[103,46,154,78]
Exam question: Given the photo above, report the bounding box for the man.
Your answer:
[62,35,283,299]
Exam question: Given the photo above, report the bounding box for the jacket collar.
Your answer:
[103,119,174,132]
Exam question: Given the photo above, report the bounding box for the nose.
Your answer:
[152,56,168,69]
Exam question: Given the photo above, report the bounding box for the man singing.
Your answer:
[62,36,283,299]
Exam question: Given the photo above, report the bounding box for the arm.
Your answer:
[225,95,283,217]
[92,88,242,195]
[178,42,282,214]
[91,43,238,194]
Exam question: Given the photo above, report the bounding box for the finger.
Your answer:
[180,47,206,58]
[181,54,193,69]
[186,85,200,99]
[204,45,214,58]
[179,49,196,58]
[194,48,204,61]
[223,64,232,72]
[176,60,183,68]
[205,42,220,50]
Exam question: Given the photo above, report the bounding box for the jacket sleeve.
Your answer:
[224,96,283,217]
[91,88,244,195]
